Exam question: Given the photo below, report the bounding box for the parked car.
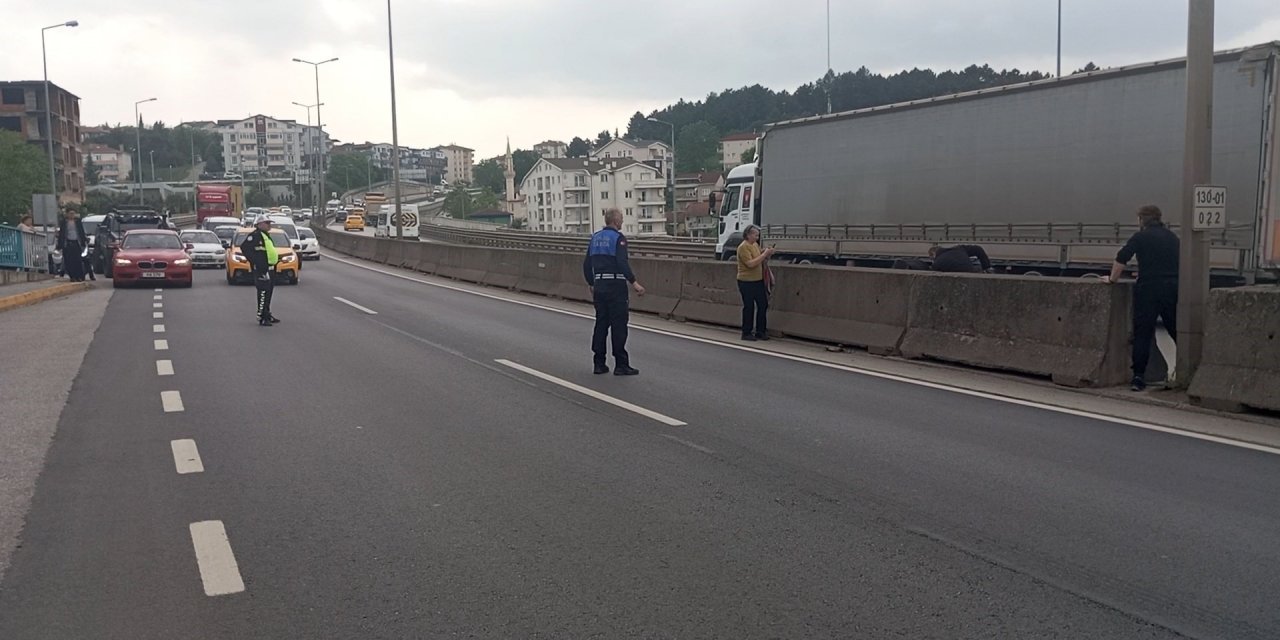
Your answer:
[93,207,168,277]
[295,227,320,260]
[179,229,227,268]
[110,230,193,288]
[225,227,299,285]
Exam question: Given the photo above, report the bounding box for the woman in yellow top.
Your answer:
[736,225,775,341]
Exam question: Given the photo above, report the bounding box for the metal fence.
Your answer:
[0,225,48,271]
[420,217,716,259]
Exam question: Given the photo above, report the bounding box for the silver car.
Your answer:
[179,230,227,268]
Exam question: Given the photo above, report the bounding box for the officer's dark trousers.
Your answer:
[738,279,768,337]
[592,283,629,367]
[1132,278,1178,378]
[255,272,274,320]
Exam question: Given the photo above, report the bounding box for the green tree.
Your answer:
[85,154,101,186]
[594,130,613,147]
[0,131,51,224]
[472,187,500,211]
[442,187,501,218]
[245,186,275,208]
[513,150,539,186]
[740,146,756,165]
[473,158,504,194]
[675,121,720,173]
[326,153,388,195]
[567,137,591,158]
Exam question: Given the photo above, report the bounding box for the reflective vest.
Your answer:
[259,230,279,265]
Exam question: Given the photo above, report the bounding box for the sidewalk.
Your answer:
[0,278,93,314]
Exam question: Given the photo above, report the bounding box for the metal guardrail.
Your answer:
[0,225,48,271]
[420,218,716,259]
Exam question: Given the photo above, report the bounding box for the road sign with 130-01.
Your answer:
[1192,185,1226,230]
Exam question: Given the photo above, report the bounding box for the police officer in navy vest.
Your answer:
[583,208,646,375]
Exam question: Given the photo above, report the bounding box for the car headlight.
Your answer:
[215,249,226,255]
[174,258,191,266]
[114,258,132,266]
[279,254,296,264]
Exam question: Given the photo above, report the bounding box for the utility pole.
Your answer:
[1057,0,1063,77]
[291,101,322,209]
[293,57,338,225]
[1176,0,1214,386]
[386,0,404,239]
[134,97,157,204]
[40,20,77,213]
[826,0,833,114]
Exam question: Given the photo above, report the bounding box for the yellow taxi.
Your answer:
[344,210,366,232]
[225,227,300,285]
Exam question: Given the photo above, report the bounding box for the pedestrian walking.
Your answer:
[929,244,993,273]
[736,225,774,341]
[583,208,645,375]
[55,208,88,282]
[240,215,281,326]
[1105,204,1179,391]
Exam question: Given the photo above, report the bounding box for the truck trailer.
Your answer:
[195,184,245,227]
[715,43,1280,282]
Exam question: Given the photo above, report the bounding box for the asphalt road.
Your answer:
[1,255,1278,639]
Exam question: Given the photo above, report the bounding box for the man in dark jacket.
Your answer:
[1105,204,1179,391]
[929,244,992,273]
[583,208,645,375]
[239,215,281,326]
[56,207,88,282]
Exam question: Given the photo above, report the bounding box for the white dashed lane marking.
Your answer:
[153,302,163,309]
[153,311,164,319]
[170,439,204,474]
[189,521,245,596]
[156,360,174,376]
[161,390,184,413]
[153,295,162,300]
[495,359,687,427]
[154,339,169,351]
[153,324,165,334]
[333,297,378,315]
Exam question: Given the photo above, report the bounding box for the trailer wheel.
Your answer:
[1023,271,1044,277]
[796,259,814,265]
[1079,273,1103,280]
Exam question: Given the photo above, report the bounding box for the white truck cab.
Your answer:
[714,162,759,260]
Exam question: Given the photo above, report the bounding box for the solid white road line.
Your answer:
[154,339,169,351]
[326,252,1280,457]
[156,360,174,376]
[161,390,185,413]
[333,296,378,315]
[189,521,245,596]
[153,311,164,319]
[496,359,686,426]
[154,302,163,309]
[170,439,204,474]
[153,324,165,333]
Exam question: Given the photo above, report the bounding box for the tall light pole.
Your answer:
[134,97,157,204]
[646,117,679,236]
[149,150,155,185]
[292,56,337,221]
[1176,0,1215,386]
[826,0,833,114]
[41,19,78,211]
[292,101,323,209]
[1057,0,1063,77]
[386,0,404,239]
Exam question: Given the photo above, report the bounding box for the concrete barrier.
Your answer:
[1188,286,1280,412]
[670,261,742,327]
[373,238,391,264]
[899,273,1131,387]
[768,265,911,355]
[433,244,489,284]
[628,258,683,317]
[513,251,590,301]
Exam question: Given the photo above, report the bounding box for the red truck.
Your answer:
[195,184,244,227]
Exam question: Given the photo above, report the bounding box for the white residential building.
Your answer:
[720,132,757,171]
[591,138,672,184]
[82,143,132,183]
[533,140,568,158]
[432,144,474,185]
[521,157,667,236]
[209,114,330,176]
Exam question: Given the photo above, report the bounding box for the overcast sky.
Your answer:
[4,1,1278,158]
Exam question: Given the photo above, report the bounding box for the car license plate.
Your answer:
[141,271,166,279]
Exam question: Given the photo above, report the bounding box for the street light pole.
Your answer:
[1057,0,1063,77]
[386,0,404,239]
[292,101,323,209]
[134,97,157,204]
[646,117,678,236]
[292,56,338,225]
[41,20,78,211]
[149,150,155,185]
[1176,0,1215,386]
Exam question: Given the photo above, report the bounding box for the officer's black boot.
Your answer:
[613,365,639,376]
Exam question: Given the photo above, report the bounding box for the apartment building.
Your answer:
[0,81,84,202]
[82,143,132,183]
[432,144,474,185]
[521,157,666,236]
[720,132,757,171]
[533,140,567,158]
[209,114,329,176]
[591,138,671,182]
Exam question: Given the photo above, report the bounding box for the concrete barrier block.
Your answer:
[414,242,440,275]
[628,258,683,317]
[434,245,488,284]
[899,273,1131,387]
[671,261,741,327]
[481,248,525,290]
[373,238,391,264]
[768,264,911,355]
[1189,286,1280,412]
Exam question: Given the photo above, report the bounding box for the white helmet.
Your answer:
[253,214,274,226]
